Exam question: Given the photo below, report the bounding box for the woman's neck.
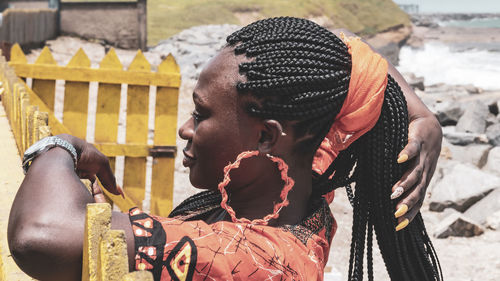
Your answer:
[224,164,313,226]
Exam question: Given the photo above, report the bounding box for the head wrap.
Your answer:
[312,33,389,175]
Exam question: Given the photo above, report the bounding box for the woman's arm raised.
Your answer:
[7,134,135,280]
[332,29,443,226]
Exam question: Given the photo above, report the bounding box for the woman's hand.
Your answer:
[391,109,442,230]
[58,134,123,197]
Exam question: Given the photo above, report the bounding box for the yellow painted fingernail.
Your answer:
[396,218,409,231]
[397,154,408,163]
[394,204,408,218]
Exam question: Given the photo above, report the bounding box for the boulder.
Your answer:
[446,144,491,168]
[483,146,500,175]
[486,123,500,146]
[486,113,497,127]
[434,210,484,238]
[443,128,488,146]
[429,163,500,212]
[400,73,425,91]
[456,100,489,134]
[463,84,482,94]
[434,101,464,126]
[486,211,500,230]
[488,100,499,115]
[464,188,500,225]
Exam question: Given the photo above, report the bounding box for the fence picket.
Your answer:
[151,54,179,216]
[9,44,27,64]
[20,90,29,153]
[32,46,58,112]
[95,48,122,184]
[63,48,91,139]
[33,111,49,143]
[123,51,150,207]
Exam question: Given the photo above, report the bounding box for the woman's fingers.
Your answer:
[92,180,107,203]
[391,153,423,200]
[394,168,429,230]
[397,137,421,163]
[96,156,121,196]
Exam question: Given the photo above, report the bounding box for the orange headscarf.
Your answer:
[312,33,388,175]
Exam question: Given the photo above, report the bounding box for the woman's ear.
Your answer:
[257,120,285,154]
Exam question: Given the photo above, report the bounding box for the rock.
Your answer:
[486,211,500,230]
[443,126,488,145]
[401,72,425,91]
[434,210,484,238]
[486,123,500,146]
[429,163,500,212]
[456,100,489,134]
[434,101,464,126]
[446,144,491,168]
[488,100,499,115]
[486,113,497,127]
[464,84,482,94]
[483,146,500,175]
[152,24,241,80]
[365,24,412,66]
[464,188,500,225]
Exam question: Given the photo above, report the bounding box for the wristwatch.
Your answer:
[22,136,78,174]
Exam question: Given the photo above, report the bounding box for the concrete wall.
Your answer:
[60,1,147,49]
[0,8,57,47]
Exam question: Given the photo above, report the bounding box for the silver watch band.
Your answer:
[22,136,78,174]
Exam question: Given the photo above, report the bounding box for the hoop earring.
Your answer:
[218,150,295,225]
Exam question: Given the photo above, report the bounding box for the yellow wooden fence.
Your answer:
[0,55,154,280]
[9,44,181,217]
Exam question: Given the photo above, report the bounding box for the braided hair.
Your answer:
[224,17,442,281]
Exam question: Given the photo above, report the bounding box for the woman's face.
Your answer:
[178,48,263,190]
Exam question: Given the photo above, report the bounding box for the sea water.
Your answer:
[398,16,500,90]
[398,42,500,90]
[439,17,500,28]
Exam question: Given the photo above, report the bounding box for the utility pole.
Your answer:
[137,0,147,50]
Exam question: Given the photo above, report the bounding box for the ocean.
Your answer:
[397,16,500,90]
[439,16,500,28]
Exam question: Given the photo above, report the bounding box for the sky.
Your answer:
[394,0,500,13]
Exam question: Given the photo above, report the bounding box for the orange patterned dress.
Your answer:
[129,191,336,281]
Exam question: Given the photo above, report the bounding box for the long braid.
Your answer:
[227,17,442,280]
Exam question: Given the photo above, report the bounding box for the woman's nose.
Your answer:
[178,117,194,140]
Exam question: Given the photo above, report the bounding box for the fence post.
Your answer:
[82,203,111,281]
[97,230,129,281]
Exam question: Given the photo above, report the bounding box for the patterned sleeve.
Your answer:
[128,208,328,281]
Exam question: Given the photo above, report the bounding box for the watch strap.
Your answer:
[22,136,78,174]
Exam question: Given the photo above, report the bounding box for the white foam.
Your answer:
[397,42,500,90]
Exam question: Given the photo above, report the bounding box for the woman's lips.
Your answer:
[182,149,196,167]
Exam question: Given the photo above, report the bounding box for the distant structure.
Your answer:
[398,4,419,14]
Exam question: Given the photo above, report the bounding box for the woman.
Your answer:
[8,17,442,280]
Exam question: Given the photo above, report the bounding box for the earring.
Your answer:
[218,150,295,225]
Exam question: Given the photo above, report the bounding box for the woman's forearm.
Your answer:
[8,147,92,280]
